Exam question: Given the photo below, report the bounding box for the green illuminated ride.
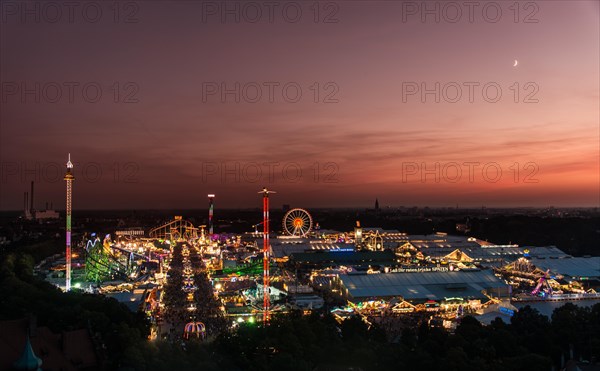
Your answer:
[84,235,131,283]
[222,259,272,276]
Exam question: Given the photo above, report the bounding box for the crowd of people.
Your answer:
[161,242,226,341]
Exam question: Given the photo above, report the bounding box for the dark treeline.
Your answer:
[0,248,150,368]
[464,215,600,256]
[119,306,600,371]
[2,248,600,370]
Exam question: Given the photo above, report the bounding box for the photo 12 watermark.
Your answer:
[400,1,540,24]
[0,1,140,24]
[0,161,140,184]
[200,161,339,184]
[1,81,140,104]
[401,162,540,183]
[199,1,340,24]
[401,82,539,103]
[201,81,339,104]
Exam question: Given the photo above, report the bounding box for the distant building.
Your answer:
[22,182,59,221]
[35,209,60,220]
[115,229,145,237]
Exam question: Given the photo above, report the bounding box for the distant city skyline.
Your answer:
[1,1,598,210]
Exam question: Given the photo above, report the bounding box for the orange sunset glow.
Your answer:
[0,1,598,209]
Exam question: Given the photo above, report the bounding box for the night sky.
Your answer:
[1,1,598,210]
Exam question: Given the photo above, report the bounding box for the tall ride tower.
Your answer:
[208,194,215,237]
[64,154,74,291]
[258,187,275,323]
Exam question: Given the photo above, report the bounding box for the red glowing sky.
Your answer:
[0,1,598,209]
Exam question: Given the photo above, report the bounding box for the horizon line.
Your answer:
[1,205,599,213]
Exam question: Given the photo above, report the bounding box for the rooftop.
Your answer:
[529,256,600,279]
[339,270,509,301]
[290,250,396,266]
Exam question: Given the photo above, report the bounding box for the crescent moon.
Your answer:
[513,59,518,67]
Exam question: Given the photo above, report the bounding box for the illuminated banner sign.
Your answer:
[389,266,449,273]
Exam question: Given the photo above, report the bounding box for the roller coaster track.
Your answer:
[110,244,148,260]
[84,237,134,282]
[85,239,148,260]
[148,218,198,241]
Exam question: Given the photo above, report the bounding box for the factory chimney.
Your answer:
[30,181,34,214]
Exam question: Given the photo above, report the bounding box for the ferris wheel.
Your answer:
[283,208,313,237]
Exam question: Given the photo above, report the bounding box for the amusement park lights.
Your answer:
[258,187,275,324]
[208,194,215,237]
[64,153,74,292]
